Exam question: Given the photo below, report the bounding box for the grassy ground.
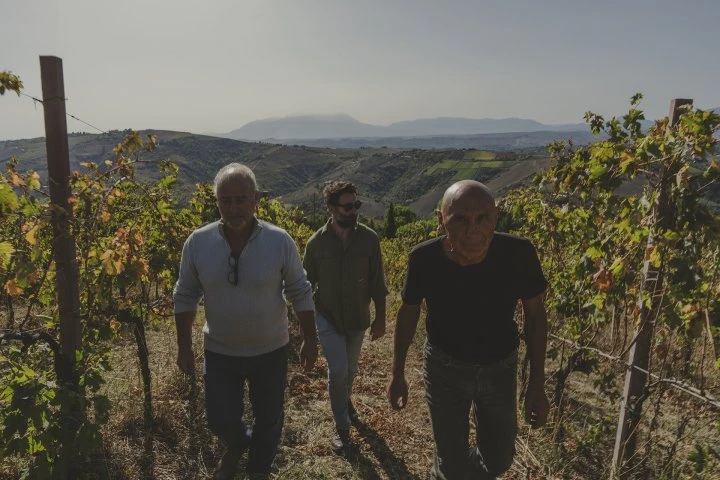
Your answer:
[95,302,433,479]
[91,298,557,479]
[3,297,718,479]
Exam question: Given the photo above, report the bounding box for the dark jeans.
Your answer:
[423,342,518,480]
[204,345,288,474]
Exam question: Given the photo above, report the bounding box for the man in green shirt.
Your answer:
[303,181,389,453]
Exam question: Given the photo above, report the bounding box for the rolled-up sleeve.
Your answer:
[173,234,203,314]
[282,233,315,312]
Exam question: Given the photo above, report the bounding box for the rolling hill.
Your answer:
[0,130,550,218]
[282,129,598,150]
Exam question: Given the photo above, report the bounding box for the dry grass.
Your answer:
[3,298,718,479]
[91,301,438,479]
[94,300,559,480]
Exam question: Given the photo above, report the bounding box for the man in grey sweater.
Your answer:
[173,163,317,480]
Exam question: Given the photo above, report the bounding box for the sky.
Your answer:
[1,0,719,140]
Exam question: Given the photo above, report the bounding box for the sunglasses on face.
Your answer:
[333,200,362,212]
[228,254,239,285]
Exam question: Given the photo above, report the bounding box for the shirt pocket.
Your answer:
[349,248,371,290]
[315,250,339,285]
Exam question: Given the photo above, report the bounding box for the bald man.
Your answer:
[388,180,550,480]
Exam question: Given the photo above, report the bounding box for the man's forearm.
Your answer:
[392,303,421,376]
[373,296,387,322]
[175,311,196,351]
[296,309,318,343]
[524,310,548,389]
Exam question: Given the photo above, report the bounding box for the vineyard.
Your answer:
[2,69,720,479]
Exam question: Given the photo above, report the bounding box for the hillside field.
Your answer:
[0,131,548,218]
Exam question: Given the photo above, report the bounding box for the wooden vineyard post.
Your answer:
[41,54,85,475]
[610,98,693,478]
[41,55,82,387]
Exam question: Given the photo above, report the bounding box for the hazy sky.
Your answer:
[2,0,719,140]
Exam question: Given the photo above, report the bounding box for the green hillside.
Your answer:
[0,130,546,217]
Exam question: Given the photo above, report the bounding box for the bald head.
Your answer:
[440,180,495,217]
[436,180,498,265]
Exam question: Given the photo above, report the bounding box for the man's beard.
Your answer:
[222,216,250,232]
[335,215,357,229]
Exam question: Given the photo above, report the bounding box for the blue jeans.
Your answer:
[204,345,288,474]
[423,342,518,480]
[316,312,366,431]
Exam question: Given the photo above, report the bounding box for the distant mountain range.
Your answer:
[218,114,591,142]
[217,109,720,147]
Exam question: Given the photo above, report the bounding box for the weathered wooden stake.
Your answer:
[610,98,693,479]
[40,56,82,387]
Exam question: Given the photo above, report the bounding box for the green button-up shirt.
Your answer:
[303,220,389,333]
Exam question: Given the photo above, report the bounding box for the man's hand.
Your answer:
[388,375,409,410]
[296,309,318,372]
[370,319,386,341]
[176,347,195,375]
[299,339,318,372]
[388,302,420,411]
[524,385,550,428]
[175,312,196,375]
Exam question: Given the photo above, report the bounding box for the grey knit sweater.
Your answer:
[173,219,314,357]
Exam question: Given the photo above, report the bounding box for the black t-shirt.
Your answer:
[402,233,547,364]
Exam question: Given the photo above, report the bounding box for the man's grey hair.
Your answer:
[213,163,258,196]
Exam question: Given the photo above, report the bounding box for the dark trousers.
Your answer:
[204,345,288,474]
[424,342,518,480]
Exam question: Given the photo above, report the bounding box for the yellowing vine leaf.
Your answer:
[0,183,19,214]
[110,319,121,333]
[27,171,40,190]
[0,241,15,267]
[592,267,613,292]
[100,249,124,275]
[25,224,40,245]
[4,279,23,296]
[680,303,700,321]
[647,245,662,268]
[9,171,24,186]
